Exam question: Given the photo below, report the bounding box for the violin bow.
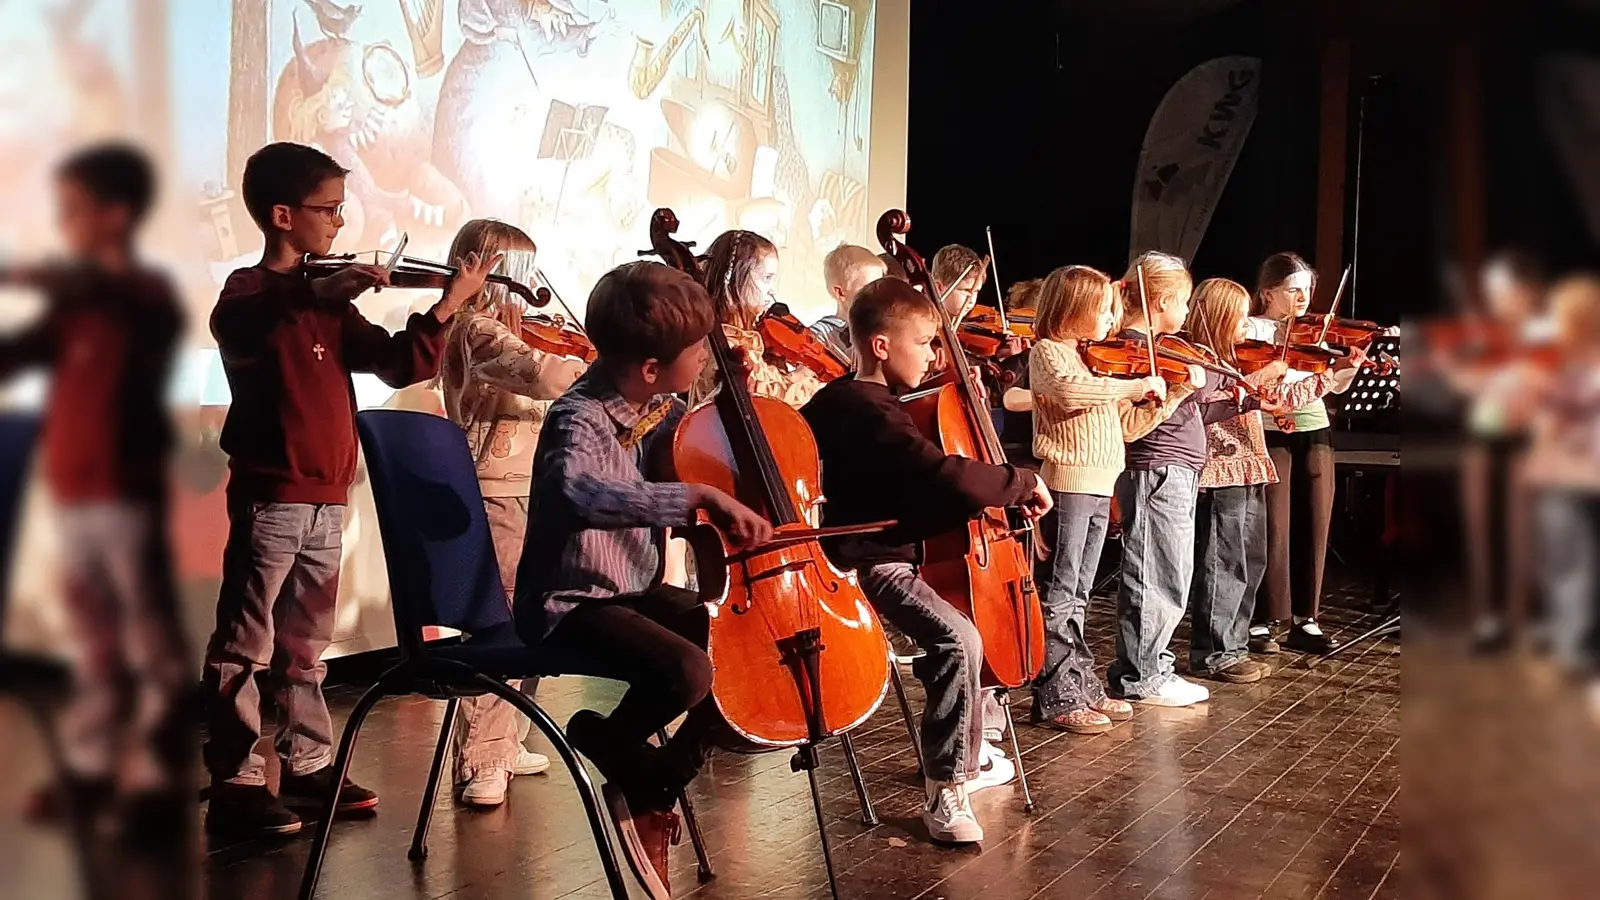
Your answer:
[1135,265,1159,377]
[1317,265,1352,345]
[985,226,1010,332]
[534,267,587,333]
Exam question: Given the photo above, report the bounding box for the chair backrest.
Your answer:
[355,410,511,660]
[0,413,40,630]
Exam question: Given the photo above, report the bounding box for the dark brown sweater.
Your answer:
[0,264,181,502]
[800,378,1034,567]
[210,265,445,504]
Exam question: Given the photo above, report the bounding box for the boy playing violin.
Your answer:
[812,242,888,362]
[513,261,770,900]
[200,142,495,837]
[801,278,1052,844]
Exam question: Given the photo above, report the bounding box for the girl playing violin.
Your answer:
[1183,278,1334,683]
[434,219,587,807]
[1028,265,1190,732]
[689,230,824,409]
[1244,252,1367,655]
[1109,252,1255,708]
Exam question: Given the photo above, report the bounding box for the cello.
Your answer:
[876,209,1046,693]
[644,208,889,898]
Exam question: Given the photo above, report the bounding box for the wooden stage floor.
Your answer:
[2,587,1399,900]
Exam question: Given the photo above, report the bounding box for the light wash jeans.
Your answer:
[202,501,342,786]
[1109,467,1199,699]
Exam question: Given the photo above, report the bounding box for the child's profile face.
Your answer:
[942,271,985,318]
[876,312,939,390]
[54,176,125,257]
[656,336,710,394]
[273,175,347,257]
[1092,288,1117,341]
[745,250,780,309]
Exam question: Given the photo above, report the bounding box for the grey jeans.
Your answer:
[201,500,343,786]
[1109,466,1199,699]
[1032,492,1112,719]
[859,562,985,784]
[1189,484,1267,673]
[54,501,190,785]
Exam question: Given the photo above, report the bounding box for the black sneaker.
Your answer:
[204,783,302,837]
[1285,622,1340,655]
[279,767,380,814]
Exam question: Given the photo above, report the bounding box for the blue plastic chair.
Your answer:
[297,410,711,900]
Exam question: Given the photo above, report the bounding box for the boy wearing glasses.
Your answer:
[199,142,495,837]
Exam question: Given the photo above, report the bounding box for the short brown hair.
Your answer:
[849,277,938,350]
[931,244,986,291]
[1006,277,1043,312]
[585,262,715,363]
[57,141,157,224]
[1034,266,1112,342]
[823,243,885,292]
[241,142,348,232]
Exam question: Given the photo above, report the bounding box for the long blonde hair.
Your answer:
[435,218,537,404]
[1186,278,1252,365]
[1034,266,1113,342]
[1119,251,1192,329]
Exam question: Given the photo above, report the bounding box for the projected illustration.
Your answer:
[204,0,881,325]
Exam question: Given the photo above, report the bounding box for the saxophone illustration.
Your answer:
[627,8,709,100]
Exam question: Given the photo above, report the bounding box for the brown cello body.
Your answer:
[900,383,1044,689]
[647,209,890,749]
[879,210,1044,690]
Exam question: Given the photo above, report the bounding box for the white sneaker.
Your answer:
[968,742,1016,793]
[512,748,551,776]
[924,779,984,843]
[1132,677,1211,708]
[460,768,509,807]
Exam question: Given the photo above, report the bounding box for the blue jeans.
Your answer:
[1109,467,1199,699]
[859,562,986,784]
[1031,492,1112,718]
[1189,485,1267,673]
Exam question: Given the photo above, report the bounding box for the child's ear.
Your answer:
[270,204,295,232]
[640,359,661,386]
[870,333,891,361]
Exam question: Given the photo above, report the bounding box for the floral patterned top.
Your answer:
[689,322,824,411]
[1200,370,1337,489]
[439,315,583,497]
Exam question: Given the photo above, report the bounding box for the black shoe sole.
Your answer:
[204,817,303,838]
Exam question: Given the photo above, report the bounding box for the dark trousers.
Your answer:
[542,586,716,809]
[1260,430,1335,622]
[1031,492,1112,718]
[1190,485,1267,672]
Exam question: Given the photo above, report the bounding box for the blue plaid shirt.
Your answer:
[512,368,694,639]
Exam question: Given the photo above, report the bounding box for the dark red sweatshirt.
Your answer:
[800,378,1035,567]
[210,265,445,504]
[0,265,181,503]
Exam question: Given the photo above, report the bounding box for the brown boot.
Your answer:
[603,783,681,899]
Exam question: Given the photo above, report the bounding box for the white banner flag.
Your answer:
[1129,56,1262,264]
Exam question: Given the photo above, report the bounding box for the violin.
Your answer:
[1233,338,1344,375]
[516,279,596,362]
[1081,337,1198,384]
[877,209,1044,690]
[756,302,850,381]
[644,208,890,754]
[1287,314,1392,351]
[300,252,550,309]
[968,305,1036,340]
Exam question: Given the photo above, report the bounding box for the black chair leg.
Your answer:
[410,696,459,861]
[889,659,925,777]
[656,727,714,882]
[491,678,629,900]
[839,730,878,826]
[997,690,1035,812]
[297,679,390,900]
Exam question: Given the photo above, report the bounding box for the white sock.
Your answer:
[1249,624,1270,637]
[1294,617,1323,637]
